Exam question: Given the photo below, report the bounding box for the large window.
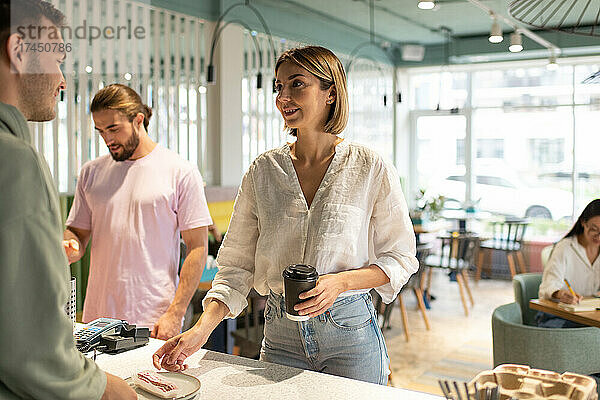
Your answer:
[409,59,600,240]
[471,107,573,221]
[415,115,466,210]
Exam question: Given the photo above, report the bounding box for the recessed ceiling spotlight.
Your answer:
[509,31,523,52]
[489,18,503,43]
[417,0,435,10]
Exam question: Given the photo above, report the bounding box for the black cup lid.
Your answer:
[283,264,318,280]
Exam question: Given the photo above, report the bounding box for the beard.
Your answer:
[18,56,59,122]
[110,130,140,161]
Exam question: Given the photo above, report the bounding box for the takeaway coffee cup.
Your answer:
[282,264,319,321]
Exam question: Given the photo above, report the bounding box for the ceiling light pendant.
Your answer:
[489,18,503,43]
[546,55,559,71]
[509,31,523,52]
[417,0,435,10]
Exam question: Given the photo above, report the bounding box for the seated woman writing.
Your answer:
[537,198,600,328]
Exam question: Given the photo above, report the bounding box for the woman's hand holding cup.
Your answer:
[295,274,347,318]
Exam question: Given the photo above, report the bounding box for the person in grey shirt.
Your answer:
[0,0,135,398]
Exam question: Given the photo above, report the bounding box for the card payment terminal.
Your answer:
[74,318,125,352]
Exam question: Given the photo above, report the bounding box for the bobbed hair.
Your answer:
[275,46,349,137]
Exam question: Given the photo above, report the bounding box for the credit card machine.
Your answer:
[74,318,125,352]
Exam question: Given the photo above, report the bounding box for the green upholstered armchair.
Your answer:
[492,302,600,375]
[513,273,543,326]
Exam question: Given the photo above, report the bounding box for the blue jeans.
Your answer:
[535,311,586,328]
[259,291,390,385]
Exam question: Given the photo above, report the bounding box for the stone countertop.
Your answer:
[93,338,441,400]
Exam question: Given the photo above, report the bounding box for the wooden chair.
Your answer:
[424,234,478,316]
[476,218,529,280]
[377,243,432,341]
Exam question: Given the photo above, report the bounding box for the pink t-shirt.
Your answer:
[66,145,212,327]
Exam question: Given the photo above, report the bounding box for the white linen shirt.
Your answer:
[539,235,600,300]
[204,140,418,318]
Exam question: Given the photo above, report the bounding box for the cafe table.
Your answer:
[529,299,600,328]
[93,337,442,399]
[439,210,495,234]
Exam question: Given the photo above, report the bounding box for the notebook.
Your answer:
[558,298,600,312]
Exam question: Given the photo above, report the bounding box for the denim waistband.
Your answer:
[268,290,372,312]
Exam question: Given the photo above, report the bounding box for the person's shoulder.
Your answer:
[0,133,51,222]
[344,141,392,175]
[258,144,288,161]
[78,154,111,179]
[155,145,197,171]
[82,154,111,170]
[553,237,575,255]
[345,141,384,165]
[0,130,35,163]
[250,144,289,170]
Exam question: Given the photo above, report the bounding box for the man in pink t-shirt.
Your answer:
[63,84,212,340]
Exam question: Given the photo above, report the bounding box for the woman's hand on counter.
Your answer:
[153,299,230,372]
[296,274,347,318]
[152,327,205,372]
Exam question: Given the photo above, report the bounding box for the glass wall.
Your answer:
[409,58,600,240]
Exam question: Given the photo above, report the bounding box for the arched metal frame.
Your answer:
[210,19,264,88]
[207,1,277,84]
[347,54,389,107]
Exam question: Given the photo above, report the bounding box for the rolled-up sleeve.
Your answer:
[370,161,418,304]
[203,164,259,318]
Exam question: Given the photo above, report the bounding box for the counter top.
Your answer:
[93,338,441,399]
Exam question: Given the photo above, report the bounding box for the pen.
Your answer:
[564,279,579,299]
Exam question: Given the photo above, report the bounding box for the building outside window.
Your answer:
[410,59,600,240]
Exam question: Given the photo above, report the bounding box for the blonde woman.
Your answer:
[153,46,418,384]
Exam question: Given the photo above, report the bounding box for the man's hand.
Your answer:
[62,239,80,264]
[151,310,183,340]
[63,227,90,264]
[295,274,347,318]
[101,372,137,400]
